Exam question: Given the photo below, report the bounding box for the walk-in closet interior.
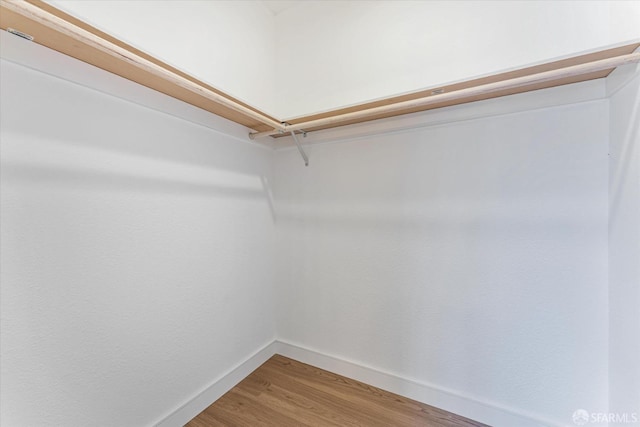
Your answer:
[1,1,639,426]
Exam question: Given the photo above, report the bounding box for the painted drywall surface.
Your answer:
[48,0,278,116]
[275,1,640,118]
[608,70,640,415]
[273,101,609,425]
[0,59,276,426]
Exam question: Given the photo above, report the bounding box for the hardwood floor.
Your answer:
[186,355,489,427]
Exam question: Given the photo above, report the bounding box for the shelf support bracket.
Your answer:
[290,129,309,167]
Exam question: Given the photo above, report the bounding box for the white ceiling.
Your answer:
[262,0,301,15]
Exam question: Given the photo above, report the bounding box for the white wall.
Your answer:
[273,100,610,426]
[49,0,278,116]
[0,49,276,427]
[275,0,640,118]
[608,64,640,415]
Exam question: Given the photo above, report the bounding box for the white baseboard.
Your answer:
[275,340,563,427]
[154,340,278,427]
[154,339,562,427]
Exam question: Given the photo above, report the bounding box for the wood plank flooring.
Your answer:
[186,355,489,427]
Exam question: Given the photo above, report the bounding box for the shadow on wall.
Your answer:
[0,59,270,180]
[1,161,268,201]
[609,77,640,220]
[0,59,277,219]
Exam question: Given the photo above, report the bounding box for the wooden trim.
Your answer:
[0,0,282,133]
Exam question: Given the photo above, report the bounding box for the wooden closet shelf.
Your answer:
[2,0,638,138]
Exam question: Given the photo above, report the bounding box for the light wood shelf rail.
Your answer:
[1,0,638,139]
[255,48,640,139]
[0,0,284,133]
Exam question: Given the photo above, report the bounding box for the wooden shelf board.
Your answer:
[1,0,278,133]
[2,1,637,138]
[277,43,639,136]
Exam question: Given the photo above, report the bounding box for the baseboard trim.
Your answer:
[154,339,563,427]
[154,340,278,427]
[275,340,563,427]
